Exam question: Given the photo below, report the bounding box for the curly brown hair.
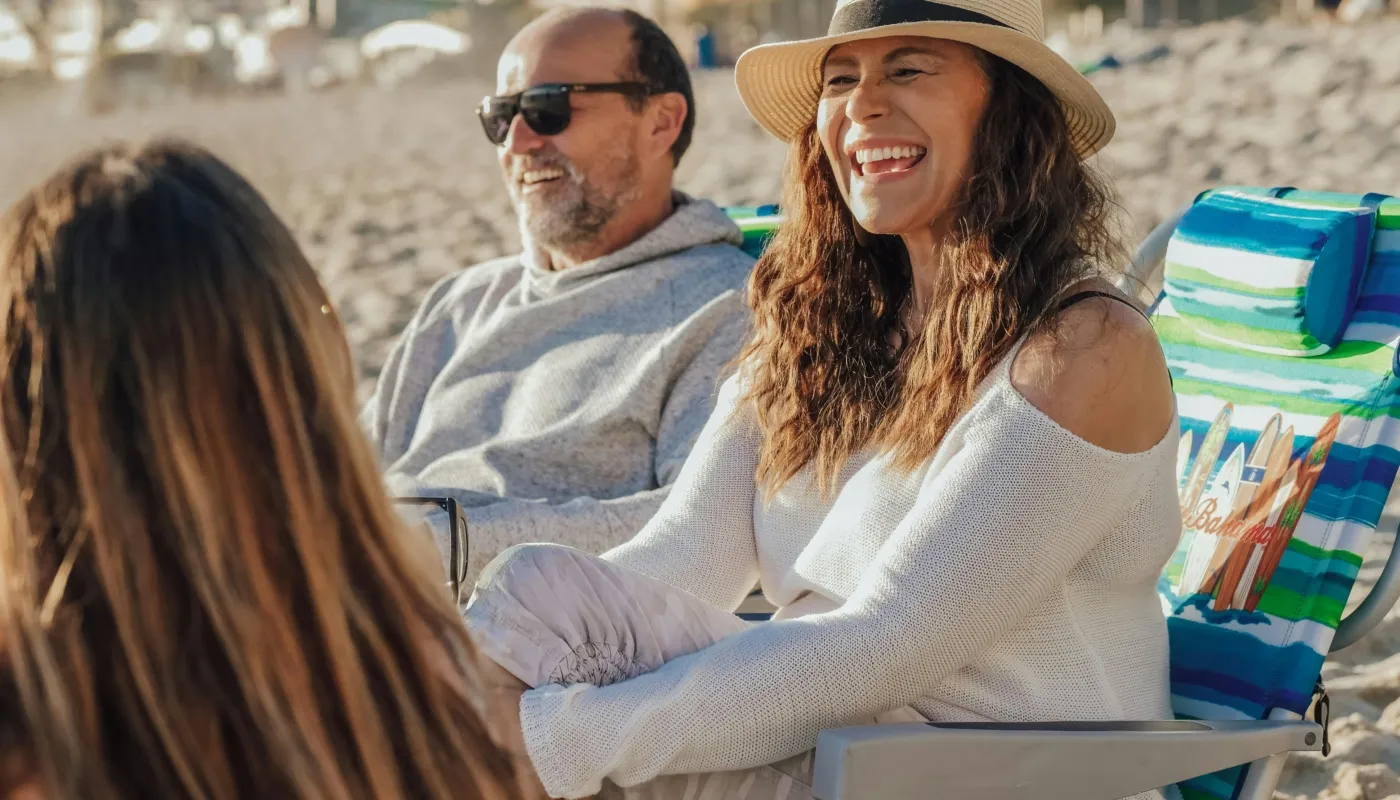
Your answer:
[739,52,1127,497]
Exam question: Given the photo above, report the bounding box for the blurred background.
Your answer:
[2,2,1400,797]
[2,0,1398,393]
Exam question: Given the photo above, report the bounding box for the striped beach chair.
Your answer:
[723,203,782,259]
[720,190,1400,799]
[1144,187,1400,800]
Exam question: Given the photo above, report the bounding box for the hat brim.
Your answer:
[734,23,1115,159]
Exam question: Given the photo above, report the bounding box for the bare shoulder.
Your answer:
[1010,288,1175,454]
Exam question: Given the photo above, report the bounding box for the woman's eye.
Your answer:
[892,68,923,79]
[824,74,857,88]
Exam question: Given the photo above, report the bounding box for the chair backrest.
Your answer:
[1154,187,1400,800]
[723,204,782,259]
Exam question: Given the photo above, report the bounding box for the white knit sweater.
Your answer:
[519,342,1182,797]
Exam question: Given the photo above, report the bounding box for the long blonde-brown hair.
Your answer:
[740,52,1126,496]
[0,140,520,799]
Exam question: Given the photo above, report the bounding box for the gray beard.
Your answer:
[513,153,641,253]
[521,182,614,248]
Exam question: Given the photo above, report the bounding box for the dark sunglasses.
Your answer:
[476,81,655,145]
[394,496,469,606]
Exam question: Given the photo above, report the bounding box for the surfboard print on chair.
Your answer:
[1177,443,1244,596]
[1167,408,1343,619]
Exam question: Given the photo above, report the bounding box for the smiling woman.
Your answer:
[817,38,986,267]
[739,29,1154,489]
[462,1,1182,799]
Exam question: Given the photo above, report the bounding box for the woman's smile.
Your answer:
[849,140,928,180]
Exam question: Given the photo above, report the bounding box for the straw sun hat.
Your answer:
[734,0,1116,158]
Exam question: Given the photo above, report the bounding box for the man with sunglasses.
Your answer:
[366,7,755,585]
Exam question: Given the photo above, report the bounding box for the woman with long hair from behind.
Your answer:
[0,140,524,800]
[0,435,43,800]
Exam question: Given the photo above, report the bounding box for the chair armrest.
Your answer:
[811,719,1322,800]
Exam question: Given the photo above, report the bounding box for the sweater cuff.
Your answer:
[521,683,603,799]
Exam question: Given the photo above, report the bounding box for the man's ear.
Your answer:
[647,92,687,161]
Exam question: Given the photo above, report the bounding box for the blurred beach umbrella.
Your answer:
[3,0,60,73]
[359,17,469,84]
[360,18,467,58]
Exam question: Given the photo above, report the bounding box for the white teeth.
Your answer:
[522,168,565,185]
[854,145,927,165]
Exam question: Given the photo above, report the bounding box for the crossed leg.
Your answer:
[464,543,819,800]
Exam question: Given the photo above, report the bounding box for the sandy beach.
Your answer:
[2,16,1400,798]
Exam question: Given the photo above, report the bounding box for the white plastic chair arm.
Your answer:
[811,719,1322,800]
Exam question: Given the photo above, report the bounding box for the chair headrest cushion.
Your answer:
[1162,190,1378,357]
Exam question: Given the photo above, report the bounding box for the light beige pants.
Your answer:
[595,750,815,800]
[464,544,834,799]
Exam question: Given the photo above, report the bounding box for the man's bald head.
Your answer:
[484,7,695,267]
[496,6,694,164]
[502,8,630,83]
[513,6,633,53]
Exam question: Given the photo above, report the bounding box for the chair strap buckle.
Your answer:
[1313,679,1332,756]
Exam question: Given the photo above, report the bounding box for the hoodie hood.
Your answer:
[521,192,743,297]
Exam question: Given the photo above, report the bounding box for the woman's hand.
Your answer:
[480,658,553,800]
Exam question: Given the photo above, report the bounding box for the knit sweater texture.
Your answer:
[364,194,754,580]
[519,343,1182,797]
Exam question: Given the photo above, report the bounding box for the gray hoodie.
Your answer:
[366,194,754,581]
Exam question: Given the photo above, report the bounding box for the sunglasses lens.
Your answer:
[478,97,516,145]
[522,107,570,136]
[477,88,575,144]
[520,88,572,136]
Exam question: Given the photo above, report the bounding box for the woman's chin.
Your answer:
[852,215,917,239]
[848,199,930,240]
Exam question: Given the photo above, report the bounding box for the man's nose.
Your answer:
[503,113,546,155]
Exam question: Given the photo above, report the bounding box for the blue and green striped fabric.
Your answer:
[723,204,782,259]
[1156,188,1400,800]
[1163,190,1377,357]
